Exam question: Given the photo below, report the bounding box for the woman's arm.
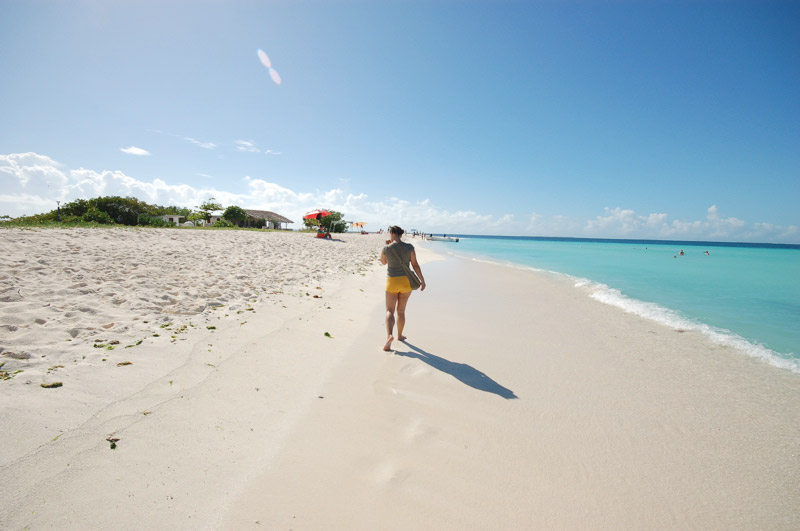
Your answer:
[409,250,426,291]
[380,250,387,265]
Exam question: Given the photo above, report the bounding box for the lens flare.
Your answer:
[257,49,271,69]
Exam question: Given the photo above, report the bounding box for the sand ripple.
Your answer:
[0,227,381,377]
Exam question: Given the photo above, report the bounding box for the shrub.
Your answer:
[150,205,192,217]
[61,198,90,218]
[82,207,113,224]
[223,205,248,225]
[213,219,234,228]
[137,213,170,227]
[91,196,148,225]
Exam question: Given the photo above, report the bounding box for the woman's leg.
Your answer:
[384,291,399,351]
[396,291,412,341]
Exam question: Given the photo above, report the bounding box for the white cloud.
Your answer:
[184,137,216,149]
[524,213,583,237]
[0,152,67,190]
[0,153,71,214]
[0,152,510,230]
[149,129,216,150]
[120,146,151,156]
[583,205,761,241]
[235,140,260,153]
[235,140,280,155]
[585,207,640,234]
[0,192,60,216]
[492,214,515,227]
[0,152,796,243]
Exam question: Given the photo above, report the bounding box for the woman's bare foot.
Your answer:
[398,335,407,342]
[383,336,394,351]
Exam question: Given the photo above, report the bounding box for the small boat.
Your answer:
[429,235,459,242]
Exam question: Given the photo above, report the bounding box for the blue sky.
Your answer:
[1,0,798,242]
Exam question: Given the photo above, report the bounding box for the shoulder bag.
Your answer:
[386,244,421,290]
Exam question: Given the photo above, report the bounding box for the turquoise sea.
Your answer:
[431,235,800,374]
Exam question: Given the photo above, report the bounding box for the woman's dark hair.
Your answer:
[389,225,404,236]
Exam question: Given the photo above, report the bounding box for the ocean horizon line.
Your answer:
[420,233,800,250]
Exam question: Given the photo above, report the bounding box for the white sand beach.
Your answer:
[1,228,798,530]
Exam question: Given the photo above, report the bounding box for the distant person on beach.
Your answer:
[380,225,426,351]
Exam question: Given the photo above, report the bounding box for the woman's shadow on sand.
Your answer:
[395,341,518,400]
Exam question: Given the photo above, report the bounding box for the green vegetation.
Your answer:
[93,341,114,350]
[213,218,235,228]
[0,362,23,381]
[40,382,63,388]
[3,196,191,227]
[196,197,222,223]
[223,205,248,224]
[302,210,347,233]
[1,194,306,231]
[2,194,343,233]
[137,213,171,227]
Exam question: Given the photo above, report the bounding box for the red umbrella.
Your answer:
[303,209,332,220]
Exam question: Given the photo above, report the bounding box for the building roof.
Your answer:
[244,209,294,224]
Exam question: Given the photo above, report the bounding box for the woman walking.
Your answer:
[380,225,426,351]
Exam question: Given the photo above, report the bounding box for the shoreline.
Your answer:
[2,229,798,529]
[437,239,800,374]
[226,242,800,530]
[449,251,800,375]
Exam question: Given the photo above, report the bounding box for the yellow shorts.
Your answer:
[385,276,412,294]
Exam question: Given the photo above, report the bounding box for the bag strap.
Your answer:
[386,244,416,278]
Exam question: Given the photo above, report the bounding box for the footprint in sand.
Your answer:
[373,461,410,486]
[399,362,432,377]
[404,418,437,443]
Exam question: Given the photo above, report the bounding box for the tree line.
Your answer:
[3,196,348,232]
[5,196,256,228]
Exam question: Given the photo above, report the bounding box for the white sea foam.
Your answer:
[460,251,800,374]
[576,278,800,373]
